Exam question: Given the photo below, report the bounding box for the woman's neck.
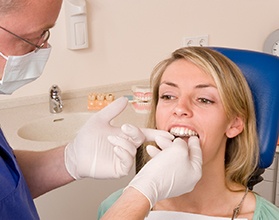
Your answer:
[153,163,247,217]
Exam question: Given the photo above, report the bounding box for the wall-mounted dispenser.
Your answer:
[65,0,89,50]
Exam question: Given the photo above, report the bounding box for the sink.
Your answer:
[17,112,93,142]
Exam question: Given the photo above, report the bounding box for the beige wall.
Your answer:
[1,0,279,100]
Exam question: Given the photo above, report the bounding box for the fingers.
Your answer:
[97,97,128,122]
[113,147,133,176]
[120,126,174,148]
[141,128,174,142]
[154,135,173,150]
[108,134,137,177]
[150,136,188,151]
[188,136,202,171]
[146,145,161,157]
[121,124,146,147]
[147,137,187,157]
[108,135,137,157]
[188,136,200,148]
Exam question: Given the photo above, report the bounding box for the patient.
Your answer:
[98,47,279,219]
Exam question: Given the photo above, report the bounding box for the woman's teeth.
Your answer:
[170,127,198,137]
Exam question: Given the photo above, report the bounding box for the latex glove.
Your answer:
[64,97,172,180]
[127,136,202,208]
[107,125,174,167]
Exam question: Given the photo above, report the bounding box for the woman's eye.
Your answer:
[160,94,175,100]
[197,98,214,104]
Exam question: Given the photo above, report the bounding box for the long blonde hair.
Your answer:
[137,47,259,187]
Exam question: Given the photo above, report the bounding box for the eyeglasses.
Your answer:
[0,26,50,52]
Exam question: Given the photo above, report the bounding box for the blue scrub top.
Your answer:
[0,128,39,219]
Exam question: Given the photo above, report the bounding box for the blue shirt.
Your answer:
[0,128,39,219]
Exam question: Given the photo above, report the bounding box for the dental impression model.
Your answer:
[131,85,152,114]
[87,93,115,111]
[170,127,198,137]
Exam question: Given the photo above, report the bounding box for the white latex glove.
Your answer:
[64,97,173,180]
[127,136,202,209]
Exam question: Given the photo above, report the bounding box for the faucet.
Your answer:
[49,85,63,113]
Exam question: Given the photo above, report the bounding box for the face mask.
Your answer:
[0,45,51,94]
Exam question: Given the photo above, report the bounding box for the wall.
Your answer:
[1,0,279,101]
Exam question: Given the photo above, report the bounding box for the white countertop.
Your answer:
[0,80,149,151]
[1,102,278,152]
[0,81,152,220]
[0,80,277,153]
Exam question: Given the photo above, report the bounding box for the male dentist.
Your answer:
[0,0,203,219]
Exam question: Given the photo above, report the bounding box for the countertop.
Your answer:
[0,80,149,151]
[0,79,278,153]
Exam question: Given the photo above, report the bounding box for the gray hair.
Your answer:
[0,0,29,14]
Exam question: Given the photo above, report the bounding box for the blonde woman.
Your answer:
[99,47,279,219]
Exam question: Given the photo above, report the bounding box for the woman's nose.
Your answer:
[173,99,193,117]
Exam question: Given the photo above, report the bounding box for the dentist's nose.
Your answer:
[173,99,193,117]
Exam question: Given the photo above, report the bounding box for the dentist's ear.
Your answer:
[226,116,244,138]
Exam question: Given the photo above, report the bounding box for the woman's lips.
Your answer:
[170,126,198,137]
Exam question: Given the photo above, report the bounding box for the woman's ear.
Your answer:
[226,117,244,138]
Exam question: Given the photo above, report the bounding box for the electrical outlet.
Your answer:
[183,35,209,47]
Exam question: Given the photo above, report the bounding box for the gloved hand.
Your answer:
[127,136,202,209]
[64,97,173,180]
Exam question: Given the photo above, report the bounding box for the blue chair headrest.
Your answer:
[212,47,279,168]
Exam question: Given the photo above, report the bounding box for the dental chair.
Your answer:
[213,47,279,188]
[136,47,279,188]
[137,47,279,187]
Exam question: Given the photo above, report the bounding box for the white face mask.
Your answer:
[0,45,51,94]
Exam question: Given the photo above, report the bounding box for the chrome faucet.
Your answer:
[49,85,63,113]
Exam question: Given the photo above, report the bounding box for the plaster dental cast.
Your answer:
[98,47,279,219]
[0,1,205,219]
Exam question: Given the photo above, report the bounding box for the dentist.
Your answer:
[0,0,203,219]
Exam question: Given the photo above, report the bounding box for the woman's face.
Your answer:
[155,59,241,165]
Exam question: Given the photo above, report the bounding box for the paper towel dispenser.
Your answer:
[65,0,89,50]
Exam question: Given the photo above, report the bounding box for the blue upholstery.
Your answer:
[212,47,279,168]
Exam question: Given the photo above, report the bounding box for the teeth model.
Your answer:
[131,85,152,114]
[131,101,151,114]
[170,127,198,137]
[132,85,152,102]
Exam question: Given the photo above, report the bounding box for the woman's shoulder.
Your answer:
[253,193,279,219]
[97,188,124,219]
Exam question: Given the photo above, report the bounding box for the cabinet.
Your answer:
[254,151,279,207]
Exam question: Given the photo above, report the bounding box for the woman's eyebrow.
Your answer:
[195,83,216,89]
[160,81,216,89]
[159,81,178,88]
